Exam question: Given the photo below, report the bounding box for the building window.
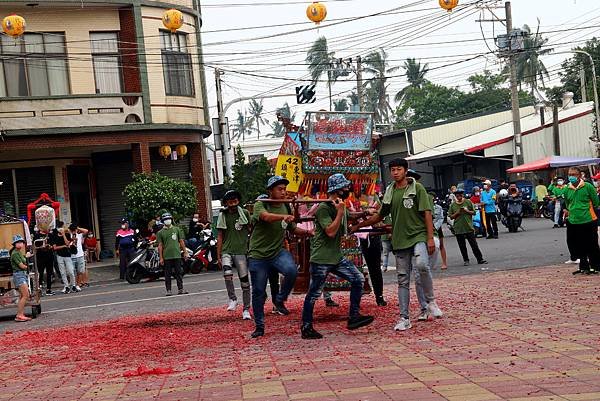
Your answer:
[0,33,70,97]
[160,31,194,97]
[90,32,122,94]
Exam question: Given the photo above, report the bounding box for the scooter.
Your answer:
[537,196,554,220]
[503,195,524,233]
[126,238,189,284]
[186,229,218,274]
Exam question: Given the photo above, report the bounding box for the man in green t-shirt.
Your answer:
[157,212,189,296]
[448,189,487,266]
[216,190,252,320]
[353,158,443,332]
[300,174,374,340]
[563,166,600,275]
[248,176,313,338]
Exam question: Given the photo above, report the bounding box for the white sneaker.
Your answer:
[427,301,443,318]
[227,299,238,311]
[394,317,412,331]
[417,310,430,321]
[61,286,70,294]
[73,285,82,292]
[242,309,251,320]
[565,259,580,264]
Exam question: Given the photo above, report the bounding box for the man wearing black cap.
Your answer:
[248,176,313,338]
[449,189,487,266]
[115,219,137,280]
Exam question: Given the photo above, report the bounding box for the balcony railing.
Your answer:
[0,93,144,131]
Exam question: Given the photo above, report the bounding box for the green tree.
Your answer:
[269,102,296,138]
[123,172,197,227]
[546,38,600,103]
[347,91,359,109]
[333,98,349,111]
[395,58,429,103]
[231,109,253,142]
[247,99,268,139]
[227,145,272,203]
[511,24,552,97]
[395,82,464,127]
[306,36,341,110]
[362,48,399,124]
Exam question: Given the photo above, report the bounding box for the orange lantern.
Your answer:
[306,2,327,25]
[2,14,26,38]
[162,9,183,33]
[439,0,459,12]
[175,144,188,158]
[159,145,172,159]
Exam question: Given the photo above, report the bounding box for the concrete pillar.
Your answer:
[132,142,151,173]
[189,141,211,221]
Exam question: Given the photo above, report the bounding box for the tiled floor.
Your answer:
[1,265,599,400]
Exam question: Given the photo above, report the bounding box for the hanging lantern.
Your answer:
[162,9,184,33]
[159,145,172,159]
[439,0,459,12]
[175,144,188,158]
[306,2,327,25]
[2,14,26,38]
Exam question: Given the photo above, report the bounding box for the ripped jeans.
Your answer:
[394,242,436,319]
[222,254,251,310]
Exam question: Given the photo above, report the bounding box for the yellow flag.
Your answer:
[275,155,303,193]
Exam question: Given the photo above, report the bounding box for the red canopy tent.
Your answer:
[507,156,600,174]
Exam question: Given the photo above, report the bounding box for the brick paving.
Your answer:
[1,265,599,401]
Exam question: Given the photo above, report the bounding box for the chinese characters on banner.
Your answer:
[306,112,373,151]
[275,155,304,193]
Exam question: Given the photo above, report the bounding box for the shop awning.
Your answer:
[507,156,600,173]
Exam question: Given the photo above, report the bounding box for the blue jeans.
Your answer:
[394,242,435,319]
[302,258,364,325]
[248,249,298,328]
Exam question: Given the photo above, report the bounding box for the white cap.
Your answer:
[483,180,492,185]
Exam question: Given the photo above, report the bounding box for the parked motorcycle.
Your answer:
[126,238,189,284]
[537,196,554,220]
[186,229,218,274]
[503,194,524,233]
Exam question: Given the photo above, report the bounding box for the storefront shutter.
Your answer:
[151,148,191,181]
[15,167,55,219]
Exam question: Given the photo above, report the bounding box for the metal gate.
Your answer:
[15,167,56,219]
[151,148,191,181]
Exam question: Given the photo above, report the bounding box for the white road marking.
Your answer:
[44,288,228,314]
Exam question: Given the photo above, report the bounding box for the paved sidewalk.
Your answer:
[1,265,600,401]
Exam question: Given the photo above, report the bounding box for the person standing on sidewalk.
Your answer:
[534,179,549,218]
[301,174,374,339]
[563,167,600,275]
[248,176,313,338]
[216,190,252,320]
[481,180,499,239]
[448,189,487,266]
[69,224,89,288]
[352,158,443,332]
[549,177,566,228]
[33,227,54,296]
[115,219,136,280]
[11,235,31,322]
[50,221,79,294]
[157,212,189,296]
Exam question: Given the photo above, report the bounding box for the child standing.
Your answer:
[11,235,31,322]
[449,189,487,266]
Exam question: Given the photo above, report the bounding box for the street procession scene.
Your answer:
[2,0,600,400]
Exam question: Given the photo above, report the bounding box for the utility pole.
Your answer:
[215,68,233,179]
[580,67,588,103]
[506,1,524,167]
[356,56,364,112]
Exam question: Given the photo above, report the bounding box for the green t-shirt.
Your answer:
[564,182,600,225]
[157,226,185,260]
[220,209,250,255]
[448,199,475,235]
[310,202,348,265]
[10,250,26,273]
[549,184,565,198]
[249,201,295,260]
[380,181,432,250]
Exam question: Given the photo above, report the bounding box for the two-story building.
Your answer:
[0,0,212,251]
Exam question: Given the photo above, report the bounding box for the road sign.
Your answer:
[296,85,316,104]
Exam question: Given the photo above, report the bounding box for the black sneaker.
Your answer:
[62,286,71,294]
[165,290,173,296]
[178,289,189,295]
[478,260,488,265]
[347,314,374,330]
[273,302,290,316]
[301,324,323,340]
[573,269,585,275]
[376,297,388,307]
[585,269,598,275]
[325,298,339,307]
[251,326,264,338]
[45,290,54,296]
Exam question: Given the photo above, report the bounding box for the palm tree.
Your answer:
[362,48,399,124]
[333,98,348,111]
[513,24,552,98]
[247,99,268,139]
[347,91,359,111]
[306,36,341,111]
[269,102,296,138]
[231,109,253,142]
[395,58,429,103]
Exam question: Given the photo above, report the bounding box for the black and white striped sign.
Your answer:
[296,85,317,104]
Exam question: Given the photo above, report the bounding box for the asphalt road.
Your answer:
[0,217,575,332]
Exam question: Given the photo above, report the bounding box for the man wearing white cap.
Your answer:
[481,180,499,239]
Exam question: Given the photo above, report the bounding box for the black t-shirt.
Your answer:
[49,230,72,257]
[33,232,53,258]
[188,220,203,239]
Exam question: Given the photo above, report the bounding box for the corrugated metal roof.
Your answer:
[407,102,594,162]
